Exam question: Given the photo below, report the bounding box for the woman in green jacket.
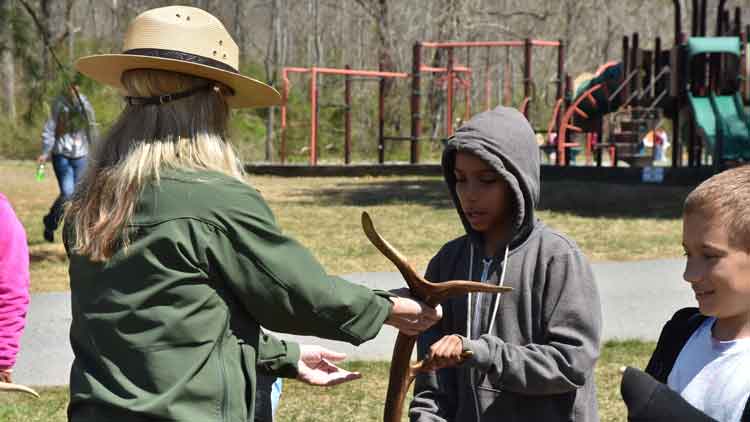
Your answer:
[65,6,441,422]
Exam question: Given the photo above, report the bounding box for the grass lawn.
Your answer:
[1,160,690,293]
[0,340,654,421]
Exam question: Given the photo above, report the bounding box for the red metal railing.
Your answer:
[281,67,409,165]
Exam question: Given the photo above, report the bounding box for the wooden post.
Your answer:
[744,26,750,104]
[716,0,726,36]
[654,37,662,99]
[523,37,532,117]
[410,42,421,164]
[344,64,352,165]
[622,36,630,105]
[558,74,572,166]
[671,35,683,168]
[557,40,565,101]
[632,33,641,105]
[691,0,699,36]
[378,62,385,164]
[484,47,491,111]
[310,67,318,166]
[446,47,455,137]
[281,71,288,164]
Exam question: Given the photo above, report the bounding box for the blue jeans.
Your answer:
[254,376,283,422]
[270,378,282,414]
[43,154,87,232]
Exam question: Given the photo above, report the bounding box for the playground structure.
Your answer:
[278,0,750,173]
[555,0,750,170]
[280,38,564,165]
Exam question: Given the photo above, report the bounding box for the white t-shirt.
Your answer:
[667,317,750,422]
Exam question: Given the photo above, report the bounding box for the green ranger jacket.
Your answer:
[65,169,393,422]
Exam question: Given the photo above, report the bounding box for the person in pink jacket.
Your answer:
[0,193,30,383]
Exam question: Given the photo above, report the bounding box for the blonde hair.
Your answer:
[684,164,750,250]
[66,69,244,261]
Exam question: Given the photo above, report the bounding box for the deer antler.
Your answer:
[0,381,40,398]
[362,212,511,422]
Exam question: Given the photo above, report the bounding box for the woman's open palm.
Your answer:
[296,345,362,386]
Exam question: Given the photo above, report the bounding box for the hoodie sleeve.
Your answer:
[410,254,458,422]
[0,197,30,370]
[40,106,58,156]
[461,250,602,395]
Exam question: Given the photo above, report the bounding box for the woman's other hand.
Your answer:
[296,345,361,387]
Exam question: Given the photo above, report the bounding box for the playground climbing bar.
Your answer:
[414,39,564,137]
[281,66,409,165]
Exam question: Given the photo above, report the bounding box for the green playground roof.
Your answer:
[687,37,741,58]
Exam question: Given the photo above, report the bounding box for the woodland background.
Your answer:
[0,0,744,163]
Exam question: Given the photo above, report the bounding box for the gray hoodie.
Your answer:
[409,107,602,422]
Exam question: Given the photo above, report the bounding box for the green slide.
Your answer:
[688,92,750,161]
[686,37,750,161]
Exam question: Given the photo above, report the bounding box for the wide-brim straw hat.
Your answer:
[75,6,280,108]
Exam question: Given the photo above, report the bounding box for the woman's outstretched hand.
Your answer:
[296,345,361,387]
[385,289,443,336]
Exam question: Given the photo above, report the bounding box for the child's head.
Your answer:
[442,106,539,249]
[682,165,750,323]
[453,151,513,239]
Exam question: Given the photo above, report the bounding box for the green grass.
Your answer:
[0,341,655,422]
[0,163,670,419]
[0,160,690,292]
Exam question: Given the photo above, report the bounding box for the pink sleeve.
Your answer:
[0,194,30,370]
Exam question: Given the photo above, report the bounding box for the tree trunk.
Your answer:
[233,0,245,55]
[263,0,287,162]
[1,0,15,119]
[40,0,51,79]
[67,0,76,63]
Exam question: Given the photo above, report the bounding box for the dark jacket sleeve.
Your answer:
[645,307,702,383]
[410,252,458,422]
[205,187,393,346]
[462,250,602,395]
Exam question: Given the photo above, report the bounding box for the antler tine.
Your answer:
[430,280,512,304]
[361,212,422,290]
[0,381,40,398]
[363,212,513,422]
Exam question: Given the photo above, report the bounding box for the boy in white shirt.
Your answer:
[641,165,750,421]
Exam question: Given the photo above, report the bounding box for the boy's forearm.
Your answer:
[461,334,598,395]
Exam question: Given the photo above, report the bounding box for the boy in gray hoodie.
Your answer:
[409,106,602,422]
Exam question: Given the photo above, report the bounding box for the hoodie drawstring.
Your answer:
[466,243,510,418]
[466,243,510,339]
[487,245,510,334]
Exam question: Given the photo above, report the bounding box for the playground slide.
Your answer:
[688,92,750,161]
[571,62,624,124]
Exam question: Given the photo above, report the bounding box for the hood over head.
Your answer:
[442,106,540,251]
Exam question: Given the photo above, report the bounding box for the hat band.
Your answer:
[125,84,212,106]
[123,48,238,74]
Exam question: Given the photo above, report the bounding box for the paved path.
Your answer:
[13,259,694,387]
